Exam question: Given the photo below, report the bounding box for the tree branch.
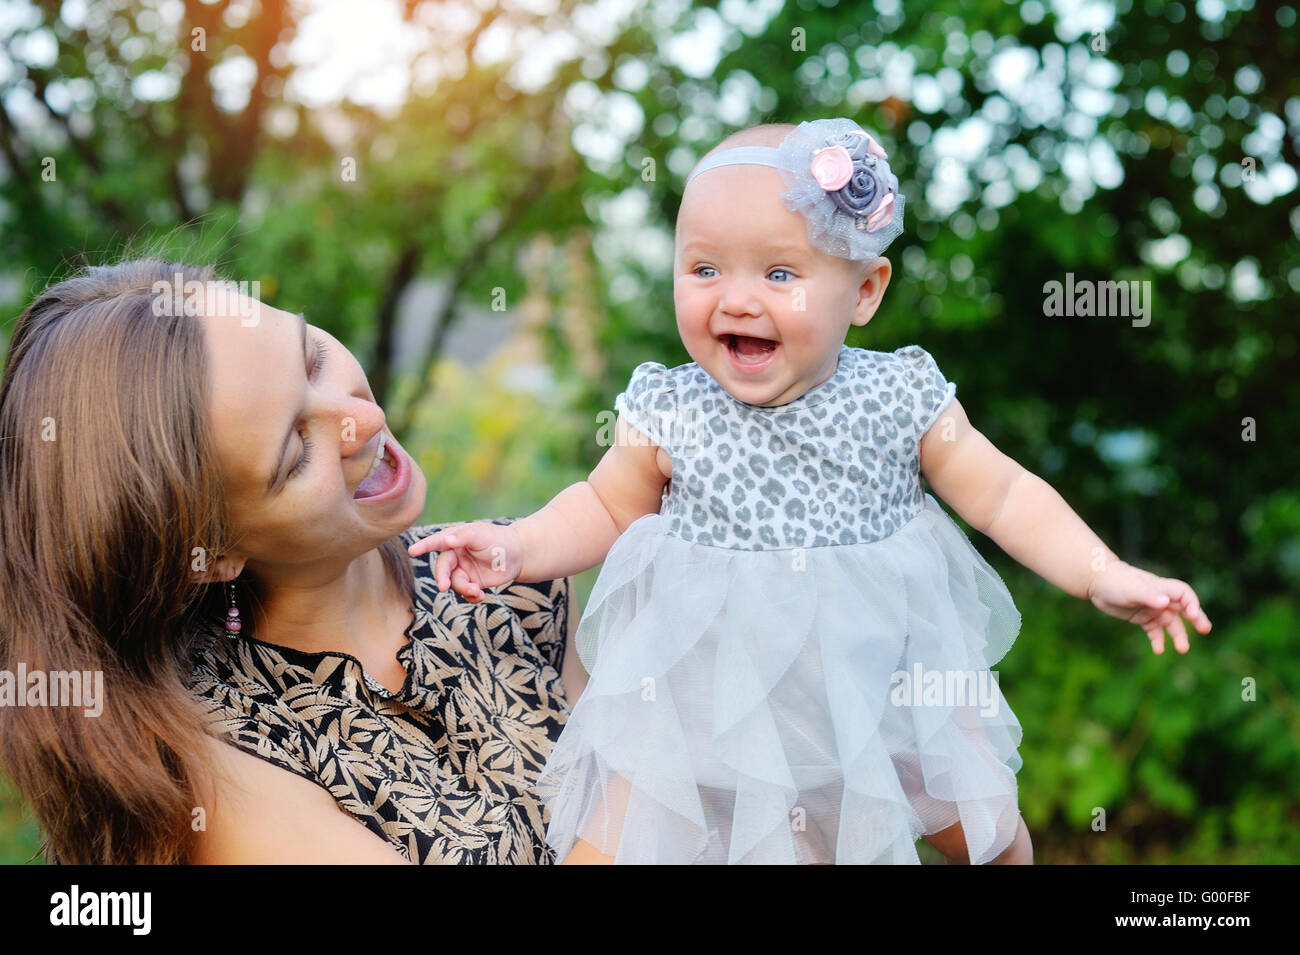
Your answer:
[214,0,292,203]
[390,162,552,439]
[370,244,421,410]
[23,64,103,174]
[0,97,32,191]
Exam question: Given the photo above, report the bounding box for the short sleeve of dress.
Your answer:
[614,361,678,451]
[894,345,957,439]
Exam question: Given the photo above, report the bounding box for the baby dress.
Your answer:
[536,343,1024,864]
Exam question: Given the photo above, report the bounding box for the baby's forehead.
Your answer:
[676,164,791,231]
[675,214,814,263]
[678,162,785,209]
[697,124,793,156]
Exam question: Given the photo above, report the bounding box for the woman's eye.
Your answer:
[309,336,327,376]
[768,268,794,282]
[287,337,327,480]
[289,433,313,478]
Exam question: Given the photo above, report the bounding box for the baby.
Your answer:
[409,118,1212,865]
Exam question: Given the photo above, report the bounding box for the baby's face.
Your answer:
[673,164,886,407]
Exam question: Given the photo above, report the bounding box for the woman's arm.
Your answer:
[192,736,411,864]
[919,397,1211,652]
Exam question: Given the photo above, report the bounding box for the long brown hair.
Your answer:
[0,259,414,863]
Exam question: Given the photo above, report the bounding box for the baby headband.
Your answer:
[685,117,905,262]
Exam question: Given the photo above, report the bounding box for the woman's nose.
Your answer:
[327,394,386,458]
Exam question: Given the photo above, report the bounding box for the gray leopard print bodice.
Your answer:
[615,344,956,551]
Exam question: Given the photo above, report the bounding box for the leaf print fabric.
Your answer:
[186,517,572,864]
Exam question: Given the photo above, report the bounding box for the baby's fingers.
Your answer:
[1161,610,1191,655]
[407,525,464,557]
[407,532,442,557]
[433,547,460,592]
[1168,581,1213,634]
[450,566,484,602]
[1144,617,1167,655]
[1142,601,1198,656]
[1140,589,1171,611]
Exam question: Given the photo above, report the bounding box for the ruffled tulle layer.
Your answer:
[537,493,1024,864]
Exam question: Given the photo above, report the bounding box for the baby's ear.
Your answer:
[851,257,891,326]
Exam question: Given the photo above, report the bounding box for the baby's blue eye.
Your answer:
[694,265,718,278]
[768,269,794,282]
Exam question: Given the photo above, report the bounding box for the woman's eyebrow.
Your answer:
[264,312,309,496]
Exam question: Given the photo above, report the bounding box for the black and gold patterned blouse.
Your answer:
[185,520,572,864]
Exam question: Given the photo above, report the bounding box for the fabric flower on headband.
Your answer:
[775,117,905,262]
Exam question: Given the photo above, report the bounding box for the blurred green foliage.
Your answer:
[1,0,1296,863]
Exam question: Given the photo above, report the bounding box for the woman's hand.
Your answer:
[407,522,524,602]
[1087,560,1213,655]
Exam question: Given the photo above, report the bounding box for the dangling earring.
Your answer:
[224,579,242,638]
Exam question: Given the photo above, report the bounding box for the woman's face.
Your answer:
[200,296,426,576]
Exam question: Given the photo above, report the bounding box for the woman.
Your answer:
[0,259,587,864]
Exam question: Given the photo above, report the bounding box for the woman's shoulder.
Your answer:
[192,734,409,864]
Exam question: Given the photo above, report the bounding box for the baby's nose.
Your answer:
[719,280,763,315]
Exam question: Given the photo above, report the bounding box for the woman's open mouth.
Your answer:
[354,432,410,501]
[722,333,779,372]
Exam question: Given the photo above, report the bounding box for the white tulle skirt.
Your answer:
[537,493,1024,864]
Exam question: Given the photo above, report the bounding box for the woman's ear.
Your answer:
[851,257,892,327]
[190,554,245,584]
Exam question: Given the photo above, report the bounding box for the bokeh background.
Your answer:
[1,0,1296,864]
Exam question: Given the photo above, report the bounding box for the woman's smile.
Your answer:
[353,430,412,503]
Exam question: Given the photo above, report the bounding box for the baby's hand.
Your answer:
[406,522,524,602]
[1086,560,1212,655]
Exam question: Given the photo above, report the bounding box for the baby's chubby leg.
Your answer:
[895,698,1030,864]
[923,814,1033,864]
[558,772,631,865]
[561,837,616,864]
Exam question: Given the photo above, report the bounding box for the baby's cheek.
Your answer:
[675,288,709,321]
[781,317,824,352]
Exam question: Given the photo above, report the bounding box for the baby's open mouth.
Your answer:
[723,333,779,364]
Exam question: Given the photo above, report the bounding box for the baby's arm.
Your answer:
[515,414,670,580]
[407,415,670,598]
[919,398,1212,654]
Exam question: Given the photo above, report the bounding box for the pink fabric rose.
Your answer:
[810,145,853,191]
[864,192,895,232]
